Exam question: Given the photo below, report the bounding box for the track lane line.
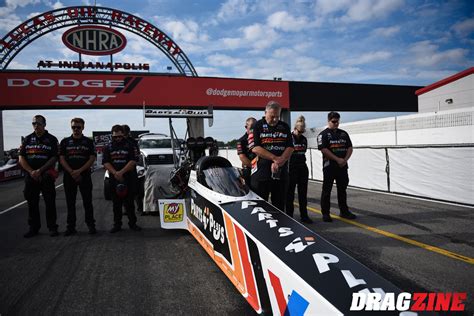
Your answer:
[0,183,64,215]
[308,180,474,209]
[302,203,474,265]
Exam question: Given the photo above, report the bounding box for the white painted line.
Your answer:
[308,180,474,209]
[0,183,64,215]
[0,200,27,214]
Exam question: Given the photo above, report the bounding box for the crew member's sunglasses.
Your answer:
[71,126,82,130]
[32,122,43,126]
[112,135,123,140]
[330,120,339,124]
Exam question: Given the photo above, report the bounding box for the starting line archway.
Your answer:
[0,6,197,76]
[0,5,421,162]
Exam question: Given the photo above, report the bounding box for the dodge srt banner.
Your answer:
[0,71,289,110]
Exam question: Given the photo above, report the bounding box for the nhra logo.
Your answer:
[164,203,184,222]
[62,25,127,56]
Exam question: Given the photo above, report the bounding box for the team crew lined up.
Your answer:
[19,116,142,238]
[18,105,357,238]
[240,102,357,224]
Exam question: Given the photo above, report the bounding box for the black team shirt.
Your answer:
[289,132,307,167]
[317,128,352,168]
[248,118,293,180]
[60,135,96,175]
[237,132,255,162]
[19,131,59,171]
[102,139,136,175]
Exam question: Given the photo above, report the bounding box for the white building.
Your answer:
[306,67,474,147]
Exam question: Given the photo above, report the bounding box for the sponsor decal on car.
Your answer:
[163,202,184,223]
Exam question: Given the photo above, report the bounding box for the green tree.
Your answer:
[225,139,239,148]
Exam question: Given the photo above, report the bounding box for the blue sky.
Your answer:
[1,0,473,150]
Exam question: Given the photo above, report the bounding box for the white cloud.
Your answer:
[148,16,213,55]
[161,19,208,43]
[315,0,351,15]
[315,0,404,23]
[372,26,400,37]
[216,22,279,52]
[206,54,242,67]
[219,53,361,83]
[26,11,42,19]
[0,6,14,17]
[241,23,278,51]
[344,51,392,65]
[5,0,40,8]
[272,48,294,58]
[194,66,224,77]
[342,0,404,22]
[452,18,474,38]
[409,40,469,67]
[0,15,22,32]
[41,0,63,9]
[51,1,63,9]
[271,44,311,59]
[8,60,30,69]
[220,37,242,50]
[267,11,309,32]
[216,0,255,21]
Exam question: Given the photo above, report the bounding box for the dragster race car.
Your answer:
[143,108,420,315]
[157,153,420,315]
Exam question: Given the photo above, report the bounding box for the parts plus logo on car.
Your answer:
[164,203,184,223]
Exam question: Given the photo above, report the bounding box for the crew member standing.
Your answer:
[103,125,141,233]
[286,116,312,223]
[317,111,357,222]
[60,118,97,235]
[19,115,59,238]
[249,101,293,211]
[237,117,256,186]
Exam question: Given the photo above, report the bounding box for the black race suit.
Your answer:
[317,128,352,216]
[286,132,310,220]
[102,139,137,228]
[249,118,293,211]
[60,135,96,230]
[236,132,254,186]
[19,131,59,232]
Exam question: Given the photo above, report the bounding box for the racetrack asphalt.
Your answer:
[0,170,472,315]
